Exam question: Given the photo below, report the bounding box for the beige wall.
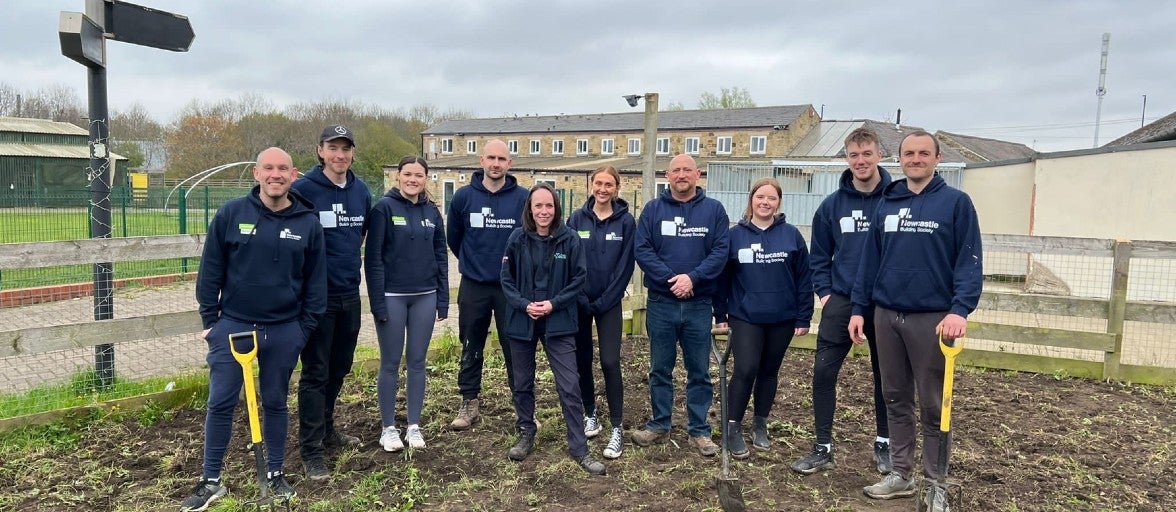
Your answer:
[962,161,1034,235]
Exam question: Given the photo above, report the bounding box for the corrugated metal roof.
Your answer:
[789,121,866,157]
[936,131,1036,162]
[422,105,813,135]
[0,142,126,160]
[0,116,89,136]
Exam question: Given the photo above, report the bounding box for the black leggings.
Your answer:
[727,318,794,424]
[574,304,624,425]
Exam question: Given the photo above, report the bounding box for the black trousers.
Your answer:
[509,321,588,458]
[456,278,516,399]
[298,294,361,460]
[574,304,625,426]
[811,293,887,445]
[727,318,794,424]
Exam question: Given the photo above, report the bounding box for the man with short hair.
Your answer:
[447,139,529,430]
[793,127,892,476]
[851,131,982,512]
[292,125,371,481]
[182,147,326,511]
[632,154,730,456]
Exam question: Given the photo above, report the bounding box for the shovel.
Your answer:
[229,330,288,510]
[917,333,965,511]
[710,326,746,512]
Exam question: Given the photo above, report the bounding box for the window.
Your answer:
[552,139,564,155]
[576,139,588,155]
[601,138,615,155]
[685,137,700,155]
[530,139,541,155]
[749,135,767,155]
[441,138,454,154]
[508,139,518,155]
[628,138,641,155]
[656,182,669,196]
[536,179,556,188]
[716,136,732,155]
[656,137,670,155]
[467,139,477,155]
[443,180,455,213]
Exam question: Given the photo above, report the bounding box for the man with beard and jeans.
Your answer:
[292,125,371,481]
[793,127,892,476]
[631,154,729,457]
[851,131,982,512]
[447,139,529,431]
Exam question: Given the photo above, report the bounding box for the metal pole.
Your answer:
[642,92,659,207]
[88,63,115,390]
[1093,33,1110,148]
[1141,94,1147,128]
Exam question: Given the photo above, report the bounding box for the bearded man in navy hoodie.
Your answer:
[446,139,529,431]
[850,131,982,511]
[182,147,326,511]
[291,125,371,481]
[632,154,730,457]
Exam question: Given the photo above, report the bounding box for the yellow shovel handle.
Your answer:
[939,333,964,433]
[229,331,263,444]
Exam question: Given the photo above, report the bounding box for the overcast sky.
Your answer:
[2,1,1171,152]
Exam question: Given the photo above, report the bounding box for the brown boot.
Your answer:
[449,398,480,430]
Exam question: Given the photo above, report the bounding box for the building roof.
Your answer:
[936,131,1036,162]
[786,119,972,163]
[1105,110,1176,146]
[412,154,738,173]
[422,105,813,135]
[0,116,89,136]
[0,142,126,160]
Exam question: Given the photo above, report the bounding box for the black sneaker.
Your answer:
[179,478,227,511]
[576,453,607,476]
[267,471,296,500]
[508,431,535,461]
[791,444,835,475]
[303,457,330,482]
[874,441,894,475]
[324,430,362,449]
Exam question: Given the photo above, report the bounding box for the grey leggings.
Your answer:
[375,292,437,426]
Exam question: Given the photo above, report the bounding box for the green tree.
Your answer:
[111,140,145,169]
[697,87,756,110]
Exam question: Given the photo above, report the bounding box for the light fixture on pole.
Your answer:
[623,92,658,207]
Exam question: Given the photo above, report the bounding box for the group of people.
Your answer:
[181,124,981,512]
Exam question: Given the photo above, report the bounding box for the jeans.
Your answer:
[298,294,361,460]
[645,293,713,437]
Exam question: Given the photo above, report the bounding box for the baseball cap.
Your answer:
[320,124,355,146]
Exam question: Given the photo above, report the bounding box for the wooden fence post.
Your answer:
[1104,240,1131,380]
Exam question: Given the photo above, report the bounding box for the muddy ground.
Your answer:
[2,336,1174,511]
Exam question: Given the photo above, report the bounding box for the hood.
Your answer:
[469,170,520,194]
[247,185,316,216]
[577,196,631,219]
[302,164,356,190]
[526,223,575,243]
[384,187,431,206]
[658,186,707,205]
[737,213,788,231]
[838,166,892,197]
[884,173,947,200]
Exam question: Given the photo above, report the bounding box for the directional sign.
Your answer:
[104,0,195,52]
[59,11,105,68]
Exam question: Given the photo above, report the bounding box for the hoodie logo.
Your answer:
[470,206,515,229]
[554,252,568,260]
[332,203,346,215]
[737,243,789,264]
[884,207,940,234]
[578,230,591,239]
[279,228,303,241]
[661,216,707,237]
[839,210,870,234]
[392,215,407,226]
[421,219,436,229]
[238,223,256,235]
[605,232,623,242]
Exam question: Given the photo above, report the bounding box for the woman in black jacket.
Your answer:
[500,184,604,476]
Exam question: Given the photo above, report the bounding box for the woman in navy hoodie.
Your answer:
[364,156,448,452]
[566,166,635,459]
[715,177,814,459]
[500,184,604,476]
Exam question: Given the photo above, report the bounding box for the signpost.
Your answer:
[59,0,194,389]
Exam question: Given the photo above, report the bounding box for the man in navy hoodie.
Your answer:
[632,154,730,457]
[291,125,371,481]
[793,127,893,476]
[446,139,529,431]
[182,147,326,511]
[850,131,982,511]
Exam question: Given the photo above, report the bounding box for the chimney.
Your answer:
[895,108,902,130]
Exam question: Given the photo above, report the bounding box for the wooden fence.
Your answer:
[3,234,1176,386]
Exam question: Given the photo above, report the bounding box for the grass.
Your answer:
[0,369,207,419]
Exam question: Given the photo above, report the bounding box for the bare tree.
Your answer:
[697,86,757,110]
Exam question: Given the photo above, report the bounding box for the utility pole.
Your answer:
[1093,33,1110,148]
[1141,94,1147,128]
[642,93,659,207]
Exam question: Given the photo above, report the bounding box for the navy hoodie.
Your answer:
[850,174,983,317]
[290,165,371,298]
[364,188,449,319]
[500,224,587,340]
[810,167,892,299]
[634,186,730,298]
[446,171,529,283]
[566,197,636,314]
[715,215,814,326]
[197,186,327,339]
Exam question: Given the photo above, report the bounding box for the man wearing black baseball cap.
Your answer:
[292,124,372,481]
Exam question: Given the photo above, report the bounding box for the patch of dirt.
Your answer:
[4,336,1175,511]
